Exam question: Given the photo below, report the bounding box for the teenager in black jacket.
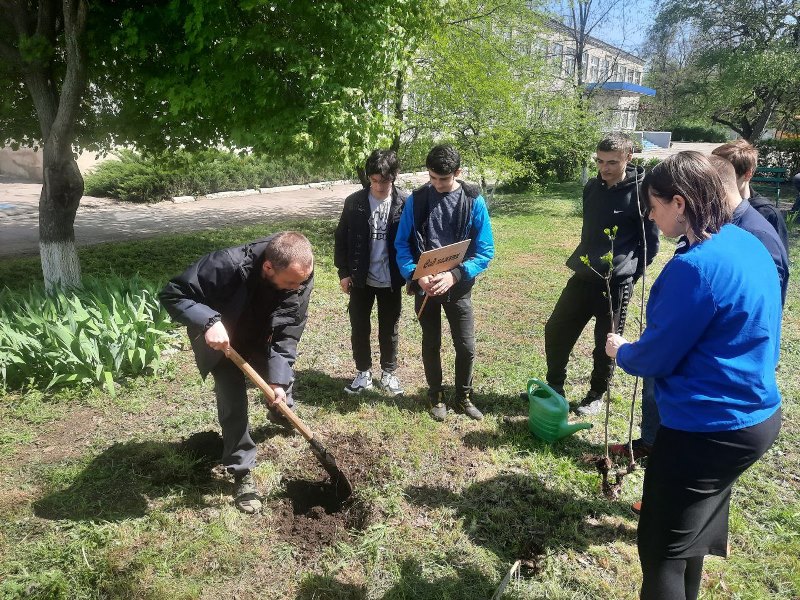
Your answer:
[160,232,314,514]
[334,150,407,396]
[544,133,659,416]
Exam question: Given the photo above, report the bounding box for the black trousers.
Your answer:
[348,284,402,373]
[210,352,294,475]
[544,274,633,396]
[416,291,475,399]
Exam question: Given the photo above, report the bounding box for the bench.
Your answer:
[751,166,789,206]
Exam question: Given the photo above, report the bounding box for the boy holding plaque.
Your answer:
[395,145,495,421]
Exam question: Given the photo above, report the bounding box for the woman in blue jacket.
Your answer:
[605,152,782,600]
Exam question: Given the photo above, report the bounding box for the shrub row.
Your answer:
[0,277,177,393]
[84,149,352,203]
[668,122,729,143]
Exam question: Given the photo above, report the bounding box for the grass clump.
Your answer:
[84,149,352,202]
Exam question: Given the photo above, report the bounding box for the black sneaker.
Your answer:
[428,391,447,422]
[575,390,605,416]
[455,394,483,421]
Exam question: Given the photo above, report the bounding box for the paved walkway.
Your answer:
[0,174,424,258]
[0,142,722,259]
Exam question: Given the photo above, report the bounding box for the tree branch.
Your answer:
[447,2,513,26]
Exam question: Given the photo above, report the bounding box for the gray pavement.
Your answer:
[0,174,424,258]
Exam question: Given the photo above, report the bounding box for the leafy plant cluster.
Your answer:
[756,139,800,175]
[84,149,352,203]
[505,119,599,192]
[631,157,662,171]
[0,277,176,394]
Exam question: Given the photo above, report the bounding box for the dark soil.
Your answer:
[268,432,387,557]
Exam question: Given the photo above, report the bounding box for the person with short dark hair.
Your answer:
[606,151,782,600]
[542,133,659,416]
[160,231,314,514]
[712,139,789,252]
[334,150,407,395]
[395,144,495,421]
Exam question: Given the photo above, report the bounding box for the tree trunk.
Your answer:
[39,149,83,290]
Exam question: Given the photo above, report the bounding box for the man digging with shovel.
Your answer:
[160,231,314,514]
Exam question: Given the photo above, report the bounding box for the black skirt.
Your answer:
[638,408,781,561]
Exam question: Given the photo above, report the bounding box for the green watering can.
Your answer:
[526,378,593,442]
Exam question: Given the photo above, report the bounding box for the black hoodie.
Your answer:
[566,165,659,282]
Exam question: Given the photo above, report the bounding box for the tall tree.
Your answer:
[406,0,546,192]
[650,0,800,140]
[0,1,434,289]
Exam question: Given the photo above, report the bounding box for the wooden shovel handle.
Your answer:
[224,347,314,441]
[416,294,429,320]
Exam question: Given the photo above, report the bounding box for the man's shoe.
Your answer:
[609,438,652,460]
[455,394,483,421]
[429,391,447,422]
[234,472,262,514]
[575,390,605,416]
[344,370,373,394]
[377,370,404,396]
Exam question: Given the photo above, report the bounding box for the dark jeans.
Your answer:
[211,353,294,475]
[544,275,633,396]
[641,376,660,446]
[416,291,475,399]
[348,284,402,373]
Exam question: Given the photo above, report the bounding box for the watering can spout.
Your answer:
[558,422,594,437]
[525,378,593,442]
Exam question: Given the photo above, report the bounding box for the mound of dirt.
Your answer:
[268,432,387,556]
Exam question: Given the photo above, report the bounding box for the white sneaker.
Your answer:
[344,370,373,394]
[378,371,404,396]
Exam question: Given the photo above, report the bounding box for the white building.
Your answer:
[539,19,656,132]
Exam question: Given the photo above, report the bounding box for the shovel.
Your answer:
[225,347,353,502]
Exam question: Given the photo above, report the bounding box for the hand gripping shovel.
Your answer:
[225,347,353,502]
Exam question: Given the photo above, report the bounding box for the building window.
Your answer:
[552,42,563,71]
[589,56,600,82]
[626,69,635,83]
[601,58,610,80]
[635,71,642,85]
[564,53,576,77]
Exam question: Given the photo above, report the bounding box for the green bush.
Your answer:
[667,121,729,142]
[0,277,177,393]
[755,138,800,175]
[631,157,662,171]
[84,149,352,202]
[505,126,597,191]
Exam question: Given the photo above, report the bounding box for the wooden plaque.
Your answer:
[411,239,472,280]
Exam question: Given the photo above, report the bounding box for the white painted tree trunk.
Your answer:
[40,240,82,291]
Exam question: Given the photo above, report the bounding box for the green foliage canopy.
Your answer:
[0,1,436,168]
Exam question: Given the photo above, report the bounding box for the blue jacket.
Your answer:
[616,224,781,432]
[395,181,494,296]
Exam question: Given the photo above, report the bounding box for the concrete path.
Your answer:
[0,174,424,258]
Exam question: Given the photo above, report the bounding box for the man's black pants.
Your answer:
[544,274,633,397]
[415,291,475,399]
[348,284,402,373]
[211,352,294,475]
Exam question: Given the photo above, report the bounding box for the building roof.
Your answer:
[586,81,656,96]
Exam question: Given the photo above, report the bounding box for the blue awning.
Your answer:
[586,81,656,96]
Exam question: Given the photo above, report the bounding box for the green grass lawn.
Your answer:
[1,183,798,599]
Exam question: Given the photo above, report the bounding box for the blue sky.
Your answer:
[548,0,657,56]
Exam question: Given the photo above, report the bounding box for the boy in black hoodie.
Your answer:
[544,133,659,415]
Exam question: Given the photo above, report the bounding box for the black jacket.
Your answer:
[159,235,313,383]
[748,190,789,254]
[567,165,659,282]
[334,185,407,289]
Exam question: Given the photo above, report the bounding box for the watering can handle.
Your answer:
[527,378,561,399]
